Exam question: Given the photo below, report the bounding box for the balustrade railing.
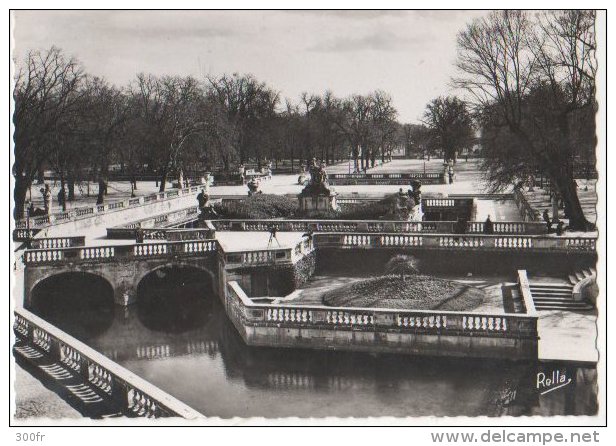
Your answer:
[106,206,200,239]
[13,228,42,241]
[513,188,540,222]
[209,219,547,235]
[29,236,86,249]
[23,239,220,265]
[327,172,446,185]
[227,281,537,339]
[14,308,203,419]
[15,186,201,229]
[313,232,597,252]
[22,231,595,267]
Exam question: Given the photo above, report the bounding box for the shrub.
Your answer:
[385,254,420,281]
[336,194,397,220]
[214,194,297,219]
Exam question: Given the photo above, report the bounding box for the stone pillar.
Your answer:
[114,280,137,306]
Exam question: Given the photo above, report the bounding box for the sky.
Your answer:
[11,10,487,123]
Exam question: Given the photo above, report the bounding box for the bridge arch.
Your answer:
[133,261,217,297]
[29,271,116,338]
[134,262,217,333]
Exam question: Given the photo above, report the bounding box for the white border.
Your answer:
[2,1,611,441]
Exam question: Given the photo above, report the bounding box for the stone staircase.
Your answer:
[529,268,596,312]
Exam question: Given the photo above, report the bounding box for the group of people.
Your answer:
[28,184,66,217]
[543,210,566,236]
[454,215,495,235]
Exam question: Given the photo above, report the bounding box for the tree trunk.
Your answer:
[96,177,106,205]
[159,168,168,192]
[557,175,592,231]
[14,176,29,219]
[67,176,75,201]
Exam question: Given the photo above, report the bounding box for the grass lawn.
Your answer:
[321,274,486,311]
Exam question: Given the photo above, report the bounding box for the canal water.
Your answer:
[30,268,598,418]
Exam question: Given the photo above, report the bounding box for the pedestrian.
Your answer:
[57,187,66,211]
[40,184,52,215]
[542,210,551,233]
[448,166,454,184]
[136,227,145,243]
[555,221,565,236]
[483,215,494,234]
[267,224,281,248]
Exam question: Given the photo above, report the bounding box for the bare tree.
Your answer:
[422,96,474,162]
[370,90,398,165]
[13,47,84,218]
[131,74,203,191]
[454,10,596,230]
[207,73,279,166]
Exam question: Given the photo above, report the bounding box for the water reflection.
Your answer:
[30,272,598,418]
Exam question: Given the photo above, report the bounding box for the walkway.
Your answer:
[538,311,598,363]
[215,231,305,252]
[26,181,169,213]
[521,180,597,225]
[208,159,494,197]
[13,363,80,420]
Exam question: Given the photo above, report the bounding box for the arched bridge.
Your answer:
[23,240,221,307]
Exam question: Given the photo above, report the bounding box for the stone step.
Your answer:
[535,303,595,311]
[530,290,572,298]
[529,283,573,290]
[533,296,576,302]
[530,286,573,292]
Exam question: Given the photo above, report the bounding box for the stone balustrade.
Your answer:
[513,188,540,222]
[14,307,203,419]
[313,232,597,253]
[424,198,455,207]
[29,236,86,249]
[15,186,201,230]
[23,240,219,266]
[209,219,547,235]
[13,228,42,241]
[106,206,200,239]
[327,172,446,185]
[226,280,538,359]
[21,230,595,268]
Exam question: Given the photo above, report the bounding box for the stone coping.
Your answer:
[14,307,204,419]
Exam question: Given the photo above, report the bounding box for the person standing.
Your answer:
[483,215,494,234]
[41,184,52,215]
[542,210,551,233]
[57,187,66,212]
